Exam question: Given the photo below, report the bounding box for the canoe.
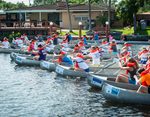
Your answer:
[0,48,30,54]
[14,55,41,66]
[10,52,60,62]
[40,61,56,71]
[102,83,150,105]
[55,64,88,78]
[87,72,123,89]
[10,52,32,61]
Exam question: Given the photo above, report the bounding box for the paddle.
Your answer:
[93,58,119,74]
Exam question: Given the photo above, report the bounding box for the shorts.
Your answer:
[148,86,150,94]
[84,68,89,72]
[140,59,148,64]
[128,78,136,85]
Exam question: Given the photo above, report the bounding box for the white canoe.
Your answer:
[102,83,150,105]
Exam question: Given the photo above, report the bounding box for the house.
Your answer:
[1,2,115,29]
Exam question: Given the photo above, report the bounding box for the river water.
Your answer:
[0,48,150,117]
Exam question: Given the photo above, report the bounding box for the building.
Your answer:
[0,2,115,29]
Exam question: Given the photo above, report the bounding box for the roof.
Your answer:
[137,12,150,20]
[5,3,114,13]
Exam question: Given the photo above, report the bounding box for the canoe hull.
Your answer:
[55,65,88,78]
[102,83,150,105]
[14,56,40,66]
[40,61,56,71]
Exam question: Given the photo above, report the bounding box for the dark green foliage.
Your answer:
[0,1,27,10]
[116,0,149,26]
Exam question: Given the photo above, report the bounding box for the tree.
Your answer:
[34,0,57,5]
[0,0,27,10]
[65,0,73,32]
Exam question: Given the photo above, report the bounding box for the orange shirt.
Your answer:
[139,74,150,86]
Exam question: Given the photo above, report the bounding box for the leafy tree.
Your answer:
[117,0,146,26]
[34,0,57,5]
[0,0,26,10]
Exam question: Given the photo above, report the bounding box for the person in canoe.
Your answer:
[121,42,132,57]
[33,44,47,61]
[136,68,150,93]
[0,37,10,48]
[119,49,131,64]
[115,57,139,84]
[73,53,90,72]
[108,40,118,57]
[45,40,54,53]
[93,31,99,45]
[73,44,80,53]
[88,46,101,66]
[78,41,87,55]
[82,35,88,46]
[138,47,149,65]
[54,51,73,67]
[27,39,36,52]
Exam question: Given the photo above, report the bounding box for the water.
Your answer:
[0,53,150,117]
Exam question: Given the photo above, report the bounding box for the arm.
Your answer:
[118,61,131,70]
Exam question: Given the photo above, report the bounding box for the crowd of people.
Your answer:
[0,32,150,94]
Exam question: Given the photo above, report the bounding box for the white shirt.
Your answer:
[15,39,23,47]
[89,51,100,65]
[2,41,10,48]
[75,57,89,70]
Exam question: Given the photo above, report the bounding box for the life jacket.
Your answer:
[139,49,149,56]
[28,42,35,52]
[74,46,80,52]
[140,72,150,86]
[78,41,84,47]
[124,43,132,47]
[38,47,47,61]
[75,53,84,68]
[90,49,97,53]
[109,43,117,52]
[126,62,137,80]
[46,38,52,44]
[102,41,108,45]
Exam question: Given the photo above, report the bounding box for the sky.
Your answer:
[4,0,122,5]
[4,0,34,5]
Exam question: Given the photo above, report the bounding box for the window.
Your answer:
[74,16,88,21]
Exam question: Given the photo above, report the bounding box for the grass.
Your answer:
[57,26,150,36]
[58,29,87,36]
[111,26,150,35]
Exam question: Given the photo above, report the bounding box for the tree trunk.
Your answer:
[133,13,137,34]
[66,0,73,32]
